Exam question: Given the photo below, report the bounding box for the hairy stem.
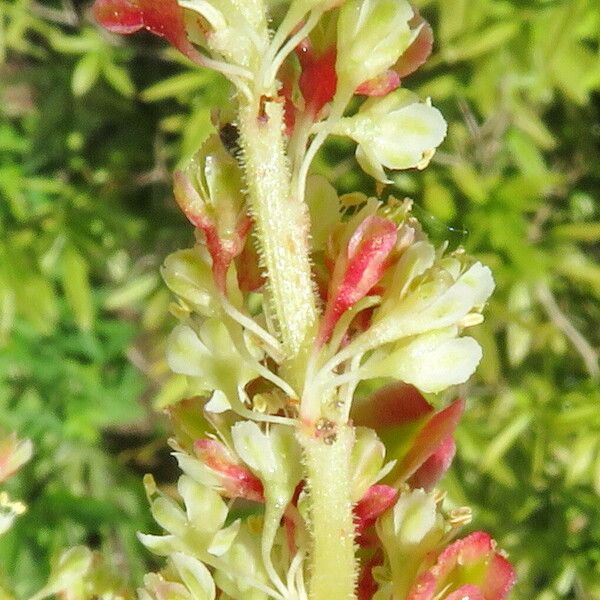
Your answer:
[238,99,317,358]
[237,95,357,600]
[299,426,357,600]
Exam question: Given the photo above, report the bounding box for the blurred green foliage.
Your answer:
[0,0,599,598]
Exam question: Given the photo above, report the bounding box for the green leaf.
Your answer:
[102,61,135,98]
[552,222,600,242]
[141,72,211,102]
[61,247,94,331]
[104,274,159,311]
[71,53,101,97]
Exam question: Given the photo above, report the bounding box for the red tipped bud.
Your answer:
[319,215,397,343]
[194,439,265,503]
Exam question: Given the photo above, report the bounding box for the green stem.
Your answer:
[237,96,357,599]
[238,99,317,358]
[299,426,357,600]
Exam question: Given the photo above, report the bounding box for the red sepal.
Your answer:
[408,434,456,491]
[394,398,464,483]
[352,383,433,430]
[194,439,265,503]
[319,216,397,343]
[93,0,205,64]
[354,484,398,544]
[296,40,337,118]
[352,384,464,488]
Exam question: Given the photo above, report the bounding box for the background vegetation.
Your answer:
[0,0,598,598]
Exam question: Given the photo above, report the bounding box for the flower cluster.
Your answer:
[92,0,516,599]
[135,383,516,600]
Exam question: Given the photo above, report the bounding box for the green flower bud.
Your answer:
[161,248,218,316]
[167,319,258,399]
[330,89,447,182]
[336,0,415,96]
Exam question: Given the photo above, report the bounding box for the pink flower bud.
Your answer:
[319,215,397,343]
[354,484,398,544]
[406,531,516,600]
[194,439,265,503]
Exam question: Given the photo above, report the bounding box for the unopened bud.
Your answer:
[336,0,415,96]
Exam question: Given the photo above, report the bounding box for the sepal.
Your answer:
[93,0,205,64]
